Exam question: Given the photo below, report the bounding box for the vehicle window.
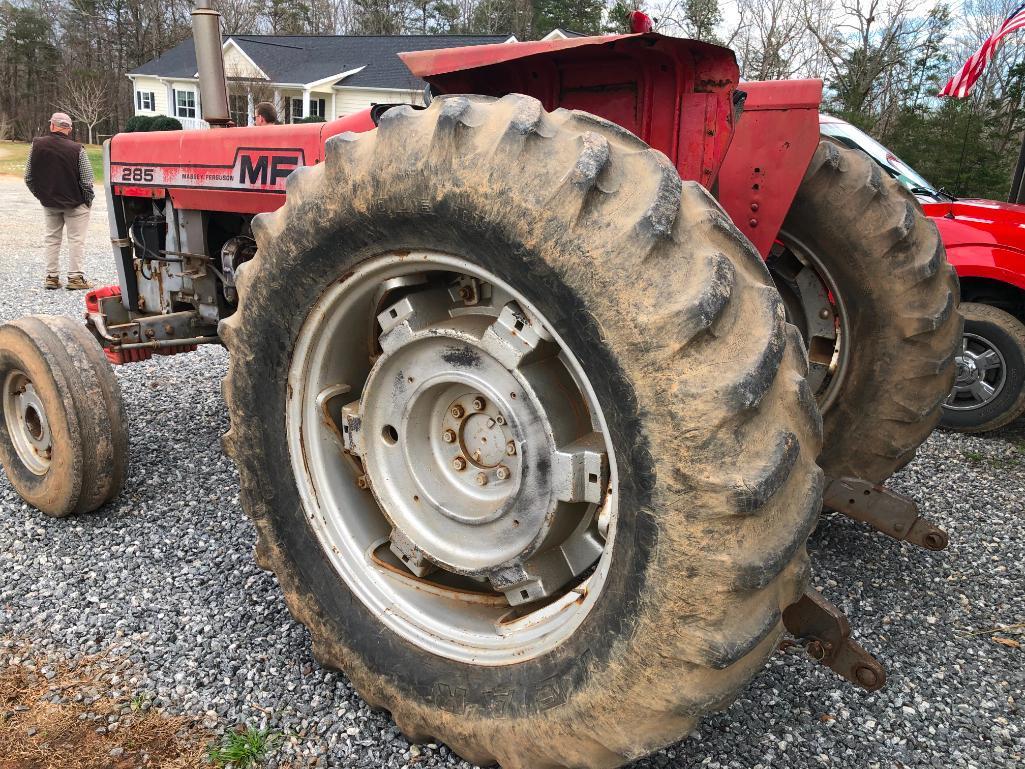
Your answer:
[820,120,938,197]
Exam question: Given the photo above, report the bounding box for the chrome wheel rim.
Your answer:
[946,332,1006,411]
[286,252,618,665]
[767,234,851,414]
[2,370,52,475]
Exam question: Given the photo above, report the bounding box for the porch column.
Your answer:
[273,88,282,117]
[247,92,255,126]
[302,88,311,121]
[331,90,337,120]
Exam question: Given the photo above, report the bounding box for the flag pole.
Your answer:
[1011,127,1025,202]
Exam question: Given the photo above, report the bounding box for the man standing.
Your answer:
[24,112,95,290]
[253,102,278,126]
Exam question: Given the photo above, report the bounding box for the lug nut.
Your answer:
[450,405,464,419]
[819,308,831,319]
[475,472,488,486]
[452,456,466,471]
[472,396,486,411]
[506,441,516,456]
[495,415,505,425]
[442,429,456,443]
[496,466,510,480]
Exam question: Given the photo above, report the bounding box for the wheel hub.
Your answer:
[338,279,607,605]
[947,333,1005,410]
[3,370,52,475]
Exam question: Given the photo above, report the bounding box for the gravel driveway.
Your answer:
[1,175,1022,768]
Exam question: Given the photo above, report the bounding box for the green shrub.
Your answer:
[123,115,155,133]
[149,115,183,131]
[296,115,326,123]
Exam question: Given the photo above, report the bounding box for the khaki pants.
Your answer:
[42,204,90,276]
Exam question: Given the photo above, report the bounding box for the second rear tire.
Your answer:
[776,140,961,484]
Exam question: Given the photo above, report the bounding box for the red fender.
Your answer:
[717,80,823,257]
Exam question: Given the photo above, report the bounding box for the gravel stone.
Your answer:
[1,177,1023,768]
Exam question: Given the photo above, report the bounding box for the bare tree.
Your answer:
[58,73,111,145]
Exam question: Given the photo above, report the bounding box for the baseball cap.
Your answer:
[50,112,73,128]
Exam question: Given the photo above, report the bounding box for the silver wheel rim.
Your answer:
[286,251,618,665]
[767,234,851,414]
[945,332,1006,411]
[2,370,52,475]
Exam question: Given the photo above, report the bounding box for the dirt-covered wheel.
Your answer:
[221,94,823,768]
[0,315,128,517]
[940,302,1025,432]
[771,139,961,484]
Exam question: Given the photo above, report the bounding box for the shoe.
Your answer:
[44,275,60,290]
[65,274,94,290]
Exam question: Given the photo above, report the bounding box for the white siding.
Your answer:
[334,88,423,118]
[223,42,267,80]
[131,76,168,116]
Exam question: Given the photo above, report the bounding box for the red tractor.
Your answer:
[0,6,960,767]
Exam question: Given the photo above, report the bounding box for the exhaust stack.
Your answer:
[191,0,230,126]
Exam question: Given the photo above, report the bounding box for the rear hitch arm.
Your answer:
[823,476,949,551]
[782,590,887,691]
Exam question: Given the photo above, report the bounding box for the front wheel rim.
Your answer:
[2,370,52,475]
[945,332,1007,411]
[285,251,619,665]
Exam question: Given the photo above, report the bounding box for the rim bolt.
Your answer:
[452,456,466,471]
[506,441,516,456]
[495,415,505,425]
[475,472,488,486]
[819,308,831,320]
[496,466,510,480]
[450,405,464,419]
[442,429,456,443]
[472,396,486,411]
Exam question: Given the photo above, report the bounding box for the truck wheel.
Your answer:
[0,315,128,517]
[221,94,823,768]
[940,302,1025,432]
[772,140,960,484]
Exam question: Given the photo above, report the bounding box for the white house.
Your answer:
[127,33,513,129]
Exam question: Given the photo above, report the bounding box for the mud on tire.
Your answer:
[221,95,823,768]
[779,140,961,484]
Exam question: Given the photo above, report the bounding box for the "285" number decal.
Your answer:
[120,167,154,183]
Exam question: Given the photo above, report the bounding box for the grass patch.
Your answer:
[0,640,207,768]
[0,140,104,181]
[208,725,280,767]
[963,449,985,464]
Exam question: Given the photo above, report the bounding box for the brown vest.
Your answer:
[30,132,86,209]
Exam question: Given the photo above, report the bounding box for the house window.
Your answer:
[229,94,248,126]
[136,91,155,111]
[290,97,326,122]
[175,89,197,119]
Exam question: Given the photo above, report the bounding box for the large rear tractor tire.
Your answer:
[772,140,961,484]
[0,315,128,516]
[221,94,823,768]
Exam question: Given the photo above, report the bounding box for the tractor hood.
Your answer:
[924,197,1025,255]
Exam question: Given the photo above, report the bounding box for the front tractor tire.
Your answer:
[221,94,823,768]
[773,140,961,484]
[0,315,128,516]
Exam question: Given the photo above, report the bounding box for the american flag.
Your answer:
[941,1,1025,98]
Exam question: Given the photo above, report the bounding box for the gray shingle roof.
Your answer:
[129,34,510,90]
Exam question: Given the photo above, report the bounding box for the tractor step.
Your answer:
[823,476,949,551]
[782,590,886,691]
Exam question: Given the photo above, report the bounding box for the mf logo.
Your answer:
[237,151,301,187]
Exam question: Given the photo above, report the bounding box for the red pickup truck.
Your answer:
[821,115,1025,432]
